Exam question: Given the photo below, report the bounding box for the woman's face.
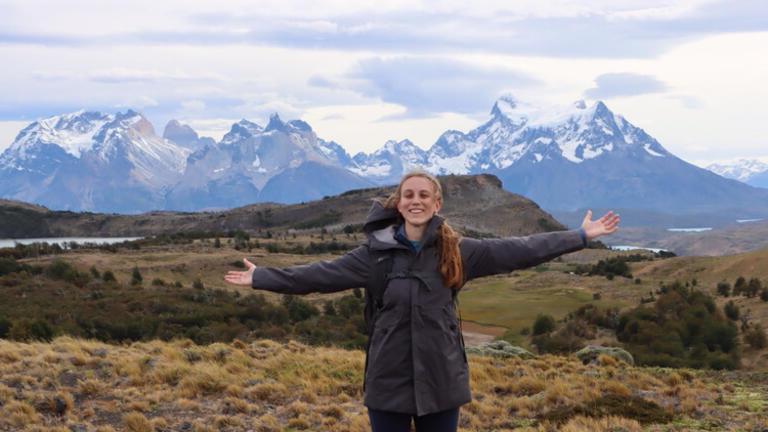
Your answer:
[397,176,442,228]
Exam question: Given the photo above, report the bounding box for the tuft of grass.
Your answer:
[1,400,41,428]
[123,411,152,432]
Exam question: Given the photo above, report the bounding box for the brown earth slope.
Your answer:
[0,174,567,238]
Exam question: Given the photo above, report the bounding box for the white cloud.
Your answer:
[115,96,160,109]
[0,1,766,163]
[180,100,206,112]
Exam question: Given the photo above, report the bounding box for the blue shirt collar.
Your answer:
[395,224,422,252]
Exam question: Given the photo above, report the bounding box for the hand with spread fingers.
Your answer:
[580,210,620,241]
[224,258,256,286]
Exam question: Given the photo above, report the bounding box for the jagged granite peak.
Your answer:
[220,119,263,145]
[163,120,213,152]
[163,119,198,142]
[317,138,358,169]
[166,112,364,210]
[265,113,287,132]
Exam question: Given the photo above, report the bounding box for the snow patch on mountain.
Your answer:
[707,159,768,182]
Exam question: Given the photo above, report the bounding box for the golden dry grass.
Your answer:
[0,336,766,431]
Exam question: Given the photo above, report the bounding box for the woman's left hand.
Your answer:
[581,210,620,241]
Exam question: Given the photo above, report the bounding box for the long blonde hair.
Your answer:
[384,171,464,290]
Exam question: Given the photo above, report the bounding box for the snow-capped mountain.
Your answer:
[2,98,767,216]
[353,96,768,215]
[165,113,372,209]
[707,159,768,188]
[0,110,190,212]
[354,96,670,177]
[350,139,428,184]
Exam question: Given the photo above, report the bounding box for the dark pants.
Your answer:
[368,407,460,432]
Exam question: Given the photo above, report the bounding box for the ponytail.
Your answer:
[437,221,464,290]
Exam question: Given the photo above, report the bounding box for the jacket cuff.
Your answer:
[577,228,587,246]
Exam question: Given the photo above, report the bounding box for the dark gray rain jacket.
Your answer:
[250,202,587,416]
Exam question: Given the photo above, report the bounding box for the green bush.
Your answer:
[282,295,319,323]
[323,300,337,316]
[0,257,20,276]
[45,259,90,287]
[131,266,143,286]
[747,278,763,297]
[0,316,11,338]
[102,270,116,282]
[724,301,739,321]
[9,319,54,341]
[745,324,767,349]
[733,276,747,296]
[617,283,739,369]
[532,314,556,335]
[717,281,731,297]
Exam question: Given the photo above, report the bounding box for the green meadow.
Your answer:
[458,270,628,345]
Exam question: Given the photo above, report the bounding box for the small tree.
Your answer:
[761,289,768,302]
[102,270,116,282]
[734,276,747,296]
[323,300,337,316]
[717,281,731,297]
[214,238,221,248]
[0,317,11,338]
[745,324,767,349]
[724,301,740,321]
[192,278,204,290]
[131,266,143,286]
[747,278,763,298]
[532,314,556,335]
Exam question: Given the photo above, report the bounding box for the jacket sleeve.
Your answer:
[460,229,586,281]
[251,245,370,294]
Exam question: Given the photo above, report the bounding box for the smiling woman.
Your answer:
[224,169,620,432]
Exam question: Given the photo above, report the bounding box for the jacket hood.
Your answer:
[363,200,444,251]
[363,200,401,233]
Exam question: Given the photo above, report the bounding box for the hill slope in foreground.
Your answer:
[1,337,766,431]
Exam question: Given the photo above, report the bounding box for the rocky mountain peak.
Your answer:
[265,113,287,132]
[221,119,263,145]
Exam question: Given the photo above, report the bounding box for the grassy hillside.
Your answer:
[1,337,766,431]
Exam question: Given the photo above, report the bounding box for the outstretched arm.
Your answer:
[462,210,620,281]
[224,245,370,295]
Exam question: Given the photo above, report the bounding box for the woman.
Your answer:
[224,171,620,432]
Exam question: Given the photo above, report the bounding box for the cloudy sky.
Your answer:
[0,0,766,166]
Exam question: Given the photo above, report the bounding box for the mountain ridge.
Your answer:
[2,97,767,217]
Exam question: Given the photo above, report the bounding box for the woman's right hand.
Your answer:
[224,258,256,286]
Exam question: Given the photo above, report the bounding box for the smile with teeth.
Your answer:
[409,209,424,214]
